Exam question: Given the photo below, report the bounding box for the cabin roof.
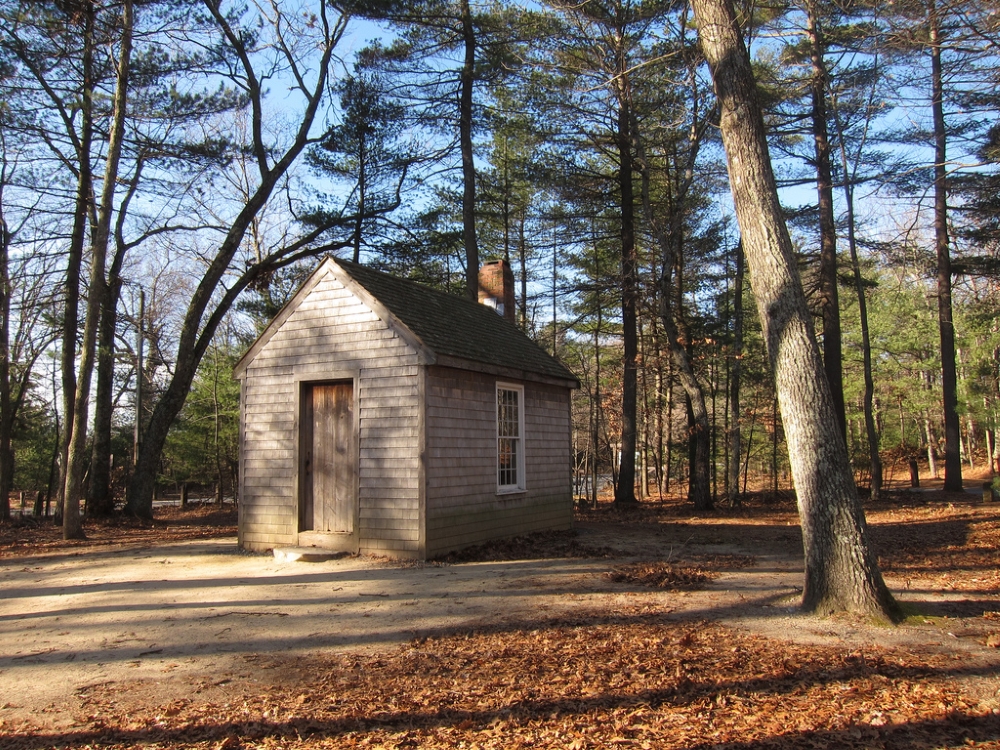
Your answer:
[234,257,579,387]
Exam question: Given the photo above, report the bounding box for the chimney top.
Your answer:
[478,260,515,324]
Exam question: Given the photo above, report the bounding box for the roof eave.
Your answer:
[433,354,580,389]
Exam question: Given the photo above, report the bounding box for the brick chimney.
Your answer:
[478,259,515,324]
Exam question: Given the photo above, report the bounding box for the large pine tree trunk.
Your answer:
[807,4,846,442]
[613,66,639,506]
[659,292,712,509]
[460,0,479,302]
[631,98,711,510]
[690,0,896,618]
[634,169,712,509]
[994,347,1000,475]
[352,139,367,264]
[929,1,963,492]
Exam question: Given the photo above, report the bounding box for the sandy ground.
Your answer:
[2,513,999,733]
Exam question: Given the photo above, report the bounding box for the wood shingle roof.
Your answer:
[335,259,578,386]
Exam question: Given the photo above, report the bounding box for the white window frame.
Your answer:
[496,383,525,493]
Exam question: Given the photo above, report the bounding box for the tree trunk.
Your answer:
[57,0,97,525]
[0,179,10,521]
[62,0,134,540]
[847,207,882,499]
[710,349,719,501]
[126,0,341,519]
[654,336,666,499]
[994,346,1000,474]
[898,397,905,449]
[352,137,367,263]
[925,415,938,478]
[660,297,712,509]
[727,242,744,505]
[213,348,225,505]
[807,3,846,443]
[831,111,882,500]
[929,1,963,492]
[985,428,994,476]
[639,319,649,500]
[517,209,528,329]
[87,273,123,517]
[630,95,710,509]
[460,0,479,302]
[690,0,896,618]
[45,367,60,518]
[665,366,674,494]
[966,416,976,469]
[613,65,638,506]
[772,394,780,494]
[592,269,602,507]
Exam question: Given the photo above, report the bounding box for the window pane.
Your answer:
[498,437,517,486]
[498,389,519,437]
[497,387,522,488]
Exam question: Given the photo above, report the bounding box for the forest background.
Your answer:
[1,0,999,537]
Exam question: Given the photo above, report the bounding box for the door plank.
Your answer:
[310,383,355,533]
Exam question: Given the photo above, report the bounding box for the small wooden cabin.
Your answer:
[233,257,579,559]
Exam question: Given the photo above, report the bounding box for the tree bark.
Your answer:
[460,0,479,302]
[87,271,123,517]
[63,0,134,539]
[925,414,938,478]
[518,209,528,329]
[690,0,896,618]
[727,242,744,505]
[659,294,712,509]
[929,0,963,492]
[352,136,367,264]
[807,4,846,442]
[994,346,1000,475]
[613,65,639,506]
[0,169,10,520]
[57,0,97,525]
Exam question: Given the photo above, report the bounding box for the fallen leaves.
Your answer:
[867,498,1000,594]
[10,618,998,749]
[606,556,755,590]
[0,503,237,557]
[432,530,618,563]
[4,491,1000,748]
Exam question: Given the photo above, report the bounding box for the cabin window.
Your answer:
[496,384,525,492]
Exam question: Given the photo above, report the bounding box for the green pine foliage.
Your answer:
[161,342,240,500]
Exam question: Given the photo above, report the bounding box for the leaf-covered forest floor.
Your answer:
[0,502,239,557]
[2,487,999,749]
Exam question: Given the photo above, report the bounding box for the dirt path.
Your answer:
[0,534,639,730]
[3,510,999,735]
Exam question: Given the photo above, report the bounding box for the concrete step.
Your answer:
[272,546,350,563]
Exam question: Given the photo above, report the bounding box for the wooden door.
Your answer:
[301,382,355,533]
